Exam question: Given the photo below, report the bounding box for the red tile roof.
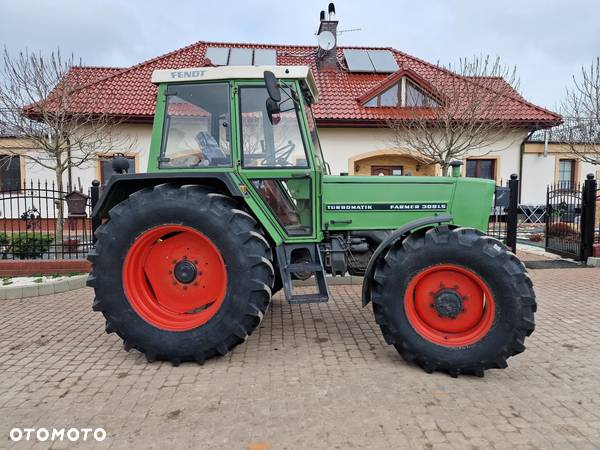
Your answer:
[61,41,561,127]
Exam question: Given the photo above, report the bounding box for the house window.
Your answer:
[364,78,439,108]
[558,159,575,188]
[0,155,21,191]
[466,159,496,180]
[371,165,403,176]
[100,156,136,184]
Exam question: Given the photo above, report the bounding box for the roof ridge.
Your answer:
[66,40,208,94]
[70,65,124,70]
[390,48,561,121]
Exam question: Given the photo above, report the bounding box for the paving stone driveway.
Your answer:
[0,263,599,449]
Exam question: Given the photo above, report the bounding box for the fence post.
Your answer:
[506,173,519,253]
[581,173,597,262]
[90,180,101,243]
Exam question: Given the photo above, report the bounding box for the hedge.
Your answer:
[0,233,54,259]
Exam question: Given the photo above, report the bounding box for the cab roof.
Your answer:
[151,65,319,102]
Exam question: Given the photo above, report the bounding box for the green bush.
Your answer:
[0,232,9,246]
[8,233,54,259]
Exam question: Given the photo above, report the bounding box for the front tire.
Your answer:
[371,226,536,377]
[88,184,274,364]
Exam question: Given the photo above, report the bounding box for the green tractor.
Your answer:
[88,65,536,377]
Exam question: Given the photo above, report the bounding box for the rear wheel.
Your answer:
[88,184,274,364]
[371,226,536,377]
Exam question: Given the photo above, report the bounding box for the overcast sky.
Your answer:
[1,0,598,111]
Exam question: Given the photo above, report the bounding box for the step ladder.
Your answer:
[275,244,330,304]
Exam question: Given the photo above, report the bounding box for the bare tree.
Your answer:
[562,57,600,165]
[0,48,132,244]
[388,56,522,175]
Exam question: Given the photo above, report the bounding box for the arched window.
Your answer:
[364,78,439,108]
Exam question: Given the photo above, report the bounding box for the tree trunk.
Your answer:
[441,163,451,177]
[55,171,65,255]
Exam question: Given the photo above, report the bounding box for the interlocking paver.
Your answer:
[0,262,599,449]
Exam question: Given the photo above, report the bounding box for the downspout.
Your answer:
[519,130,535,204]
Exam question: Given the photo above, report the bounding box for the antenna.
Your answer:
[337,28,361,35]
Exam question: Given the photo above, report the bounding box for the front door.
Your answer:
[235,82,318,241]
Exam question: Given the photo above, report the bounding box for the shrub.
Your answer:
[528,233,543,242]
[547,222,578,236]
[9,233,54,259]
[0,232,9,246]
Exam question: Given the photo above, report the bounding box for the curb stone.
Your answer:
[586,257,600,267]
[0,275,88,300]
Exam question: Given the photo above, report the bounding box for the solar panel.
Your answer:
[228,48,253,65]
[205,47,229,66]
[343,49,375,72]
[368,50,399,73]
[253,49,277,66]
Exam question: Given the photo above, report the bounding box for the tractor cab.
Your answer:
[148,66,325,241]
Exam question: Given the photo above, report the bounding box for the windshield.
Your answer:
[239,86,309,168]
[160,83,231,168]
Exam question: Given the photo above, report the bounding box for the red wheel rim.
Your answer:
[123,225,227,331]
[404,264,495,347]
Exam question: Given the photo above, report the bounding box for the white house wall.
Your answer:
[521,154,556,205]
[15,124,593,207]
[318,127,528,182]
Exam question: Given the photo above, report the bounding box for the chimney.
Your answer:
[317,3,339,70]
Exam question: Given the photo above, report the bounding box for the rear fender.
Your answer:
[361,214,454,306]
[92,173,242,219]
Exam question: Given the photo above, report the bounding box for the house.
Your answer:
[522,119,600,204]
[2,6,564,205]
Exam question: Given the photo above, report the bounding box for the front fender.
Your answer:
[361,214,454,306]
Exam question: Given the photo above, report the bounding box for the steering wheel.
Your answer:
[273,141,296,164]
[258,141,296,166]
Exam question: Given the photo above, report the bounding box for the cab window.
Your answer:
[239,86,309,168]
[160,83,231,168]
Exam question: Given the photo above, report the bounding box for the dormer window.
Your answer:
[364,78,439,108]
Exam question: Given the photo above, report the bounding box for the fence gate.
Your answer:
[545,182,583,259]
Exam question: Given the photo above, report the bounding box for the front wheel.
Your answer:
[371,226,536,377]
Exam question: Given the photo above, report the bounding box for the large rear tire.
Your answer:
[371,226,536,377]
[88,184,274,364]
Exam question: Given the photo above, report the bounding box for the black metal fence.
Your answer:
[487,174,519,253]
[0,180,99,260]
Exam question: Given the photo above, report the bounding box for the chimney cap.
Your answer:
[328,3,336,20]
[320,10,325,21]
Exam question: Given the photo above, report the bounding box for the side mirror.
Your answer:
[264,71,281,103]
[266,98,281,125]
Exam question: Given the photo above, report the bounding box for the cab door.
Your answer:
[233,81,319,243]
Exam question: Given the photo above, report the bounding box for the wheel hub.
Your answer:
[123,225,227,331]
[174,260,198,284]
[433,289,463,319]
[404,264,496,347]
